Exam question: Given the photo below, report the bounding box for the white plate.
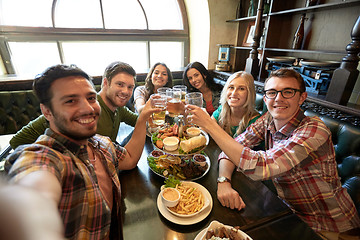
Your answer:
[152,129,210,156]
[266,56,296,63]
[157,182,213,225]
[300,60,340,67]
[148,154,211,181]
[194,220,253,240]
[166,182,211,218]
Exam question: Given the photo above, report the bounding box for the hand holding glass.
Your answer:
[150,94,167,126]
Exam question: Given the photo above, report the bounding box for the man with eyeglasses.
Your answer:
[186,68,360,238]
[9,61,138,149]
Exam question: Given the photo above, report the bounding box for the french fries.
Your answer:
[168,184,204,215]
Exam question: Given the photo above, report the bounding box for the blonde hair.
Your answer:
[218,71,259,137]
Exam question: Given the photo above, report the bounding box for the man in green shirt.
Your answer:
[10,61,138,149]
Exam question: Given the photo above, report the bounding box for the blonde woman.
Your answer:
[211,71,260,138]
[212,71,263,210]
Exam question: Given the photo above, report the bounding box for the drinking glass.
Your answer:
[150,94,167,126]
[185,92,203,107]
[185,92,203,125]
[173,85,187,102]
[157,87,171,96]
[166,89,183,117]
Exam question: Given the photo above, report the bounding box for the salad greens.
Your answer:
[147,156,164,175]
[164,176,181,188]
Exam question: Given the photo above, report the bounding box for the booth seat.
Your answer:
[0,90,41,135]
[255,93,360,213]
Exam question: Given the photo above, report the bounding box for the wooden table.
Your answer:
[119,135,321,240]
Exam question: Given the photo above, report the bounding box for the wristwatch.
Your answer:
[217,176,231,183]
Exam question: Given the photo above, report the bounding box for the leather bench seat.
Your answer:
[0,90,41,135]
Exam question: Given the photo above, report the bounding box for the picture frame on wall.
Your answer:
[242,21,256,47]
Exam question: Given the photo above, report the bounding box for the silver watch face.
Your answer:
[218,176,226,182]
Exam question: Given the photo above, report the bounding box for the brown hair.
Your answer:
[265,68,306,92]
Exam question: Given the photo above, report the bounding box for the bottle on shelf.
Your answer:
[292,14,306,49]
[247,0,258,17]
[264,0,270,14]
[305,0,319,7]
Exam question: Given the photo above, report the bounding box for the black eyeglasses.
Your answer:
[264,88,301,99]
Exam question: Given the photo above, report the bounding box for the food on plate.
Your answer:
[152,124,208,154]
[147,154,208,180]
[186,126,201,137]
[168,183,204,215]
[179,135,206,154]
[163,136,179,151]
[193,154,207,167]
[150,150,165,158]
[205,226,249,240]
[161,187,180,207]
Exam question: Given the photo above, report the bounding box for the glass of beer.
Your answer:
[173,85,187,102]
[150,94,167,126]
[185,92,203,125]
[157,87,171,96]
[185,92,203,107]
[166,88,183,117]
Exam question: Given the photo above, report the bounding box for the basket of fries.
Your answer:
[161,180,210,217]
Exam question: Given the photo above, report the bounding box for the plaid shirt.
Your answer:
[7,129,125,240]
[218,109,360,233]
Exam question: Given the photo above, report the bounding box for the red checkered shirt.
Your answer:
[7,128,125,240]
[218,109,360,232]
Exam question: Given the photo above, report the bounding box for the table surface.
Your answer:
[119,135,321,240]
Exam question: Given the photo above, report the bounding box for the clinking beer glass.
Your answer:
[150,93,167,126]
[185,92,203,125]
[166,88,184,117]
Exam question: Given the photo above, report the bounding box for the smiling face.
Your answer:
[264,76,307,130]
[151,65,169,90]
[226,77,248,109]
[41,76,100,144]
[186,68,206,90]
[103,72,135,111]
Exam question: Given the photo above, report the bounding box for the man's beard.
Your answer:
[52,111,97,141]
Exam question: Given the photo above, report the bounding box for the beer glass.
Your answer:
[173,85,187,102]
[185,92,203,125]
[150,94,167,125]
[157,87,171,96]
[185,92,203,107]
[166,88,183,117]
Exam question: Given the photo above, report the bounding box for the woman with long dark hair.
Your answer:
[183,62,222,115]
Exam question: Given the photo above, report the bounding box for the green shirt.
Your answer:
[212,105,260,138]
[9,95,138,149]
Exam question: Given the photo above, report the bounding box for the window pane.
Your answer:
[61,42,148,76]
[102,0,146,29]
[8,42,61,77]
[0,0,52,27]
[150,42,183,71]
[55,0,103,28]
[140,0,183,30]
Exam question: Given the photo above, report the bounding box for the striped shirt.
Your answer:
[218,109,360,232]
[7,128,126,240]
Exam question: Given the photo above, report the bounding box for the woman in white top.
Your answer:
[133,62,173,113]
